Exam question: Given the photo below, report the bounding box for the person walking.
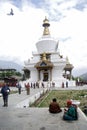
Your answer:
[66,81,68,88]
[1,83,10,107]
[25,82,30,95]
[17,82,22,94]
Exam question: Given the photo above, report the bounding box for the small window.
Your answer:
[40,62,47,66]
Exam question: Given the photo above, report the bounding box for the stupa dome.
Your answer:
[36,17,58,54]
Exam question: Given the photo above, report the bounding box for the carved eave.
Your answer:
[64,56,74,71]
[23,67,30,72]
[64,63,74,71]
[35,60,53,70]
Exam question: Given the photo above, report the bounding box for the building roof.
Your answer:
[64,56,74,71]
[0,68,16,71]
[64,63,74,71]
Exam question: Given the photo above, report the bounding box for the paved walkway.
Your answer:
[0,86,87,130]
[0,87,45,108]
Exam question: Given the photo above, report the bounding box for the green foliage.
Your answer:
[15,71,22,76]
[0,70,22,79]
[32,90,87,109]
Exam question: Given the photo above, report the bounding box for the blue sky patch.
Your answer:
[74,1,87,11]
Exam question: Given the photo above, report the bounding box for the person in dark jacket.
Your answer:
[17,82,22,94]
[1,83,10,107]
[49,98,62,113]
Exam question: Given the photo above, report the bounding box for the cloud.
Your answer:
[0,0,87,74]
[0,1,47,64]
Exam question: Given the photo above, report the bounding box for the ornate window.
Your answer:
[40,62,47,66]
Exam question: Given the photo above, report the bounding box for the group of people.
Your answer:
[16,82,31,95]
[62,81,68,88]
[49,98,78,121]
[0,82,78,121]
[0,81,31,107]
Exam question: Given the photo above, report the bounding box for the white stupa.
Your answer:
[24,17,75,87]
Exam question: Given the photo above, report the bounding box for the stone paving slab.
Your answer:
[0,86,87,130]
[0,107,87,130]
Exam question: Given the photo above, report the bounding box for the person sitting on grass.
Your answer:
[49,98,62,113]
[63,100,78,121]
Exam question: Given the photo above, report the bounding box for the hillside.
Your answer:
[80,73,87,81]
[0,60,23,72]
[72,67,87,77]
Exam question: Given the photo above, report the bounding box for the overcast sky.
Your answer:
[0,0,87,75]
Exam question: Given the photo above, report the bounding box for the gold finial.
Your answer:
[42,52,47,61]
[43,17,50,35]
[43,16,49,24]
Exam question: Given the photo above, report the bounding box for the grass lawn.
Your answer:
[30,89,87,111]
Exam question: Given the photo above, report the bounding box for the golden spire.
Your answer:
[43,16,50,35]
[42,52,47,61]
